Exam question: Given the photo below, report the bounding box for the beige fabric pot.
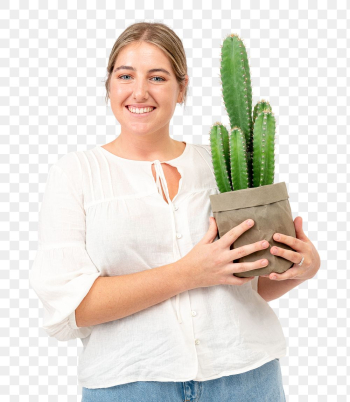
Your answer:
[209,182,296,278]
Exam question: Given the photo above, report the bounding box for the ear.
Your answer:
[177,74,189,103]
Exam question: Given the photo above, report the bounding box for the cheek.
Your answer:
[109,78,126,93]
[109,83,126,99]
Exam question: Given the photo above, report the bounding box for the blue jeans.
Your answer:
[82,358,285,402]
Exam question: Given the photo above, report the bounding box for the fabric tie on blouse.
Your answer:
[153,160,183,324]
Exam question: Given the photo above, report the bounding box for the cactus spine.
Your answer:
[210,33,276,192]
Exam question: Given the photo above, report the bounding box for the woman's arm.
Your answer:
[75,261,194,327]
[258,276,306,302]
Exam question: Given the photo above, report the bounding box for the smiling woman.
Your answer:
[104,23,189,108]
[100,22,190,162]
[29,21,286,402]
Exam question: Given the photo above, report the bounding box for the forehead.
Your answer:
[116,42,171,67]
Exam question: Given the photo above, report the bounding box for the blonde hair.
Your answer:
[104,22,189,111]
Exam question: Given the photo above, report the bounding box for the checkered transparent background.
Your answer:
[1,0,349,401]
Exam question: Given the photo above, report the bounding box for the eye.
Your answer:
[117,75,165,82]
[151,76,165,82]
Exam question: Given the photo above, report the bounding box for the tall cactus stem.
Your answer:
[220,34,253,152]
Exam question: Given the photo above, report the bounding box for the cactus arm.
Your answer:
[253,100,272,125]
[229,127,249,191]
[209,123,233,193]
[252,110,275,187]
[262,111,276,186]
[250,101,272,186]
[216,123,231,186]
[220,34,253,149]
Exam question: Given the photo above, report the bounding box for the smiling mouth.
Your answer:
[125,106,157,116]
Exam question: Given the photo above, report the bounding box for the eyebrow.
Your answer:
[113,65,171,76]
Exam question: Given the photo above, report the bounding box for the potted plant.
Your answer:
[209,33,296,278]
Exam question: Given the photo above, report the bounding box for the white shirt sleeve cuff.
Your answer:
[68,310,79,330]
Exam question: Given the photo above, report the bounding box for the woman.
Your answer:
[29,22,320,402]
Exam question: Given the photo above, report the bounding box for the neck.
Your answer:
[109,135,184,162]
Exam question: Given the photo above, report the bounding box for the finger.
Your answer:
[228,255,269,275]
[221,219,255,249]
[200,217,218,244]
[230,239,270,261]
[270,245,303,265]
[294,216,310,243]
[272,232,307,252]
[266,266,301,281]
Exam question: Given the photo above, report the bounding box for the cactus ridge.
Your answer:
[210,34,276,193]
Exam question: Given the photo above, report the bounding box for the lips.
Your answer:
[125,106,156,116]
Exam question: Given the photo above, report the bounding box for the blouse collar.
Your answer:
[97,142,189,165]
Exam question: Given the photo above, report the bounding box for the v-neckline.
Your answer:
[97,141,188,207]
[151,161,183,206]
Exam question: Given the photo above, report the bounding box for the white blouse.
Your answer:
[29,141,287,389]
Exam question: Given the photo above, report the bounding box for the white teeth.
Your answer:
[127,106,154,114]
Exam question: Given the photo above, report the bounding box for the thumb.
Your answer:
[200,216,218,244]
[294,216,309,242]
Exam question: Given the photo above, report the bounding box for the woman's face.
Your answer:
[108,41,187,138]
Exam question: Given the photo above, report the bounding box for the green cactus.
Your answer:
[210,34,276,192]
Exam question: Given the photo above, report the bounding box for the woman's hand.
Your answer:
[261,216,321,281]
[181,217,271,289]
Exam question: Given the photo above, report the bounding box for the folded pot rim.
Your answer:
[209,182,289,212]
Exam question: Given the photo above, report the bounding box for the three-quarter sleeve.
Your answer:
[29,159,101,342]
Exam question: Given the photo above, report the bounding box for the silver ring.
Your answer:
[297,256,304,266]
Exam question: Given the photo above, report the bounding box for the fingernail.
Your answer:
[246,219,253,226]
[271,275,277,279]
[262,241,268,247]
[274,234,280,240]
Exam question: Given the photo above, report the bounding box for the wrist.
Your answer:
[173,259,198,292]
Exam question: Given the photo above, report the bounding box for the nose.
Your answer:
[132,79,149,101]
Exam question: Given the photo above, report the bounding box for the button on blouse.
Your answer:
[152,158,184,323]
